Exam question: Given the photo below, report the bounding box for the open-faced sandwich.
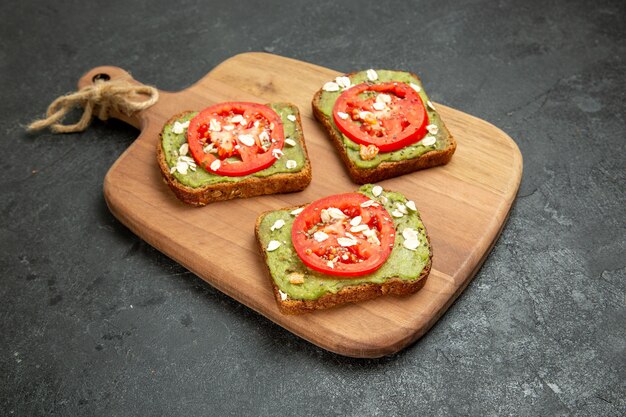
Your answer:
[157,102,312,206]
[312,70,456,184]
[255,184,432,314]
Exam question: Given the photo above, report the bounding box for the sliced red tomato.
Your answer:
[187,102,284,176]
[332,82,429,152]
[291,193,395,277]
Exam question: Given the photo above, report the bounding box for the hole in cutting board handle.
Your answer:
[77,66,148,129]
[92,73,111,83]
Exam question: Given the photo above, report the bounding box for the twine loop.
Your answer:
[28,79,159,133]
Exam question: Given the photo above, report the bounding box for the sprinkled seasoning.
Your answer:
[323,82,340,92]
[210,159,221,171]
[366,69,378,81]
[421,136,437,146]
[267,240,281,252]
[270,219,285,231]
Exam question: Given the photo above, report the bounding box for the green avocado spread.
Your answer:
[317,69,451,169]
[161,103,307,188]
[257,185,431,301]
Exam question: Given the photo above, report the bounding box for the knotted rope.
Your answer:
[28,79,159,133]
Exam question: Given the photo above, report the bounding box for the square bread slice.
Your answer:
[157,103,311,206]
[255,184,432,314]
[312,70,456,184]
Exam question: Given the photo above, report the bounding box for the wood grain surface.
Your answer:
[77,53,522,358]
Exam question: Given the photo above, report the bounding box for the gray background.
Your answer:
[1,0,624,415]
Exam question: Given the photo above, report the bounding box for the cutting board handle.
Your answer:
[77,66,155,130]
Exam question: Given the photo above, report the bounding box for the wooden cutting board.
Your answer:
[78,53,522,358]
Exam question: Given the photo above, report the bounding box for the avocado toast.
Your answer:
[312,70,456,184]
[157,103,312,206]
[255,184,432,314]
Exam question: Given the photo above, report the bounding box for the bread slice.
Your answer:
[255,185,432,314]
[312,70,456,184]
[157,103,312,206]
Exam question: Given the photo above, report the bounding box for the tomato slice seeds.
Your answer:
[332,82,429,153]
[186,102,285,177]
[291,193,395,277]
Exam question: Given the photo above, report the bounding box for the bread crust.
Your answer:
[254,206,433,315]
[311,71,457,184]
[157,105,312,206]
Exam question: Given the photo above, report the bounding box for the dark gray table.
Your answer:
[2,0,624,415]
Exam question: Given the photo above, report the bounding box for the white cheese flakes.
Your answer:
[363,228,380,245]
[287,114,296,122]
[391,209,404,218]
[337,237,357,247]
[403,239,419,251]
[406,200,417,211]
[323,82,340,92]
[286,160,297,169]
[290,207,304,216]
[349,216,362,227]
[172,120,190,134]
[278,290,288,301]
[272,148,284,159]
[402,228,419,241]
[377,93,392,104]
[409,82,422,93]
[209,119,221,132]
[366,69,378,81]
[176,161,188,175]
[210,159,221,171]
[402,228,420,251]
[372,102,386,111]
[426,124,439,135]
[350,224,369,233]
[270,219,285,231]
[372,185,383,197]
[396,203,408,214]
[326,207,347,220]
[421,135,437,146]
[337,111,349,120]
[267,240,281,252]
[314,231,329,242]
[358,110,374,120]
[335,76,351,89]
[427,100,436,110]
[360,199,379,208]
[285,138,297,147]
[238,134,255,147]
[231,114,244,124]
